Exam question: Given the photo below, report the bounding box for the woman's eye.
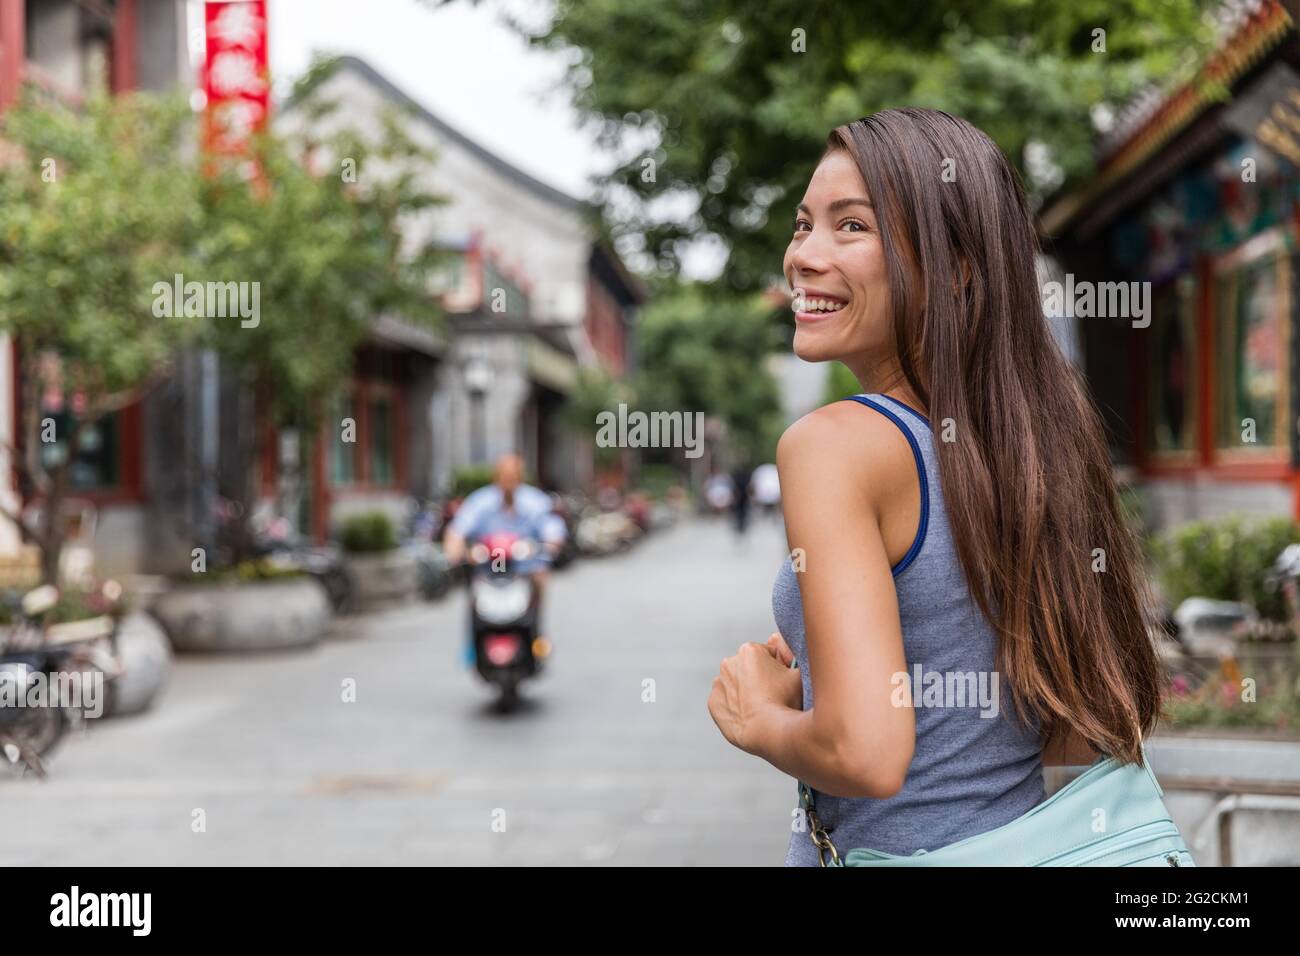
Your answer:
[793,219,811,233]
[840,219,867,232]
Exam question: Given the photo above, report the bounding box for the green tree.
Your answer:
[633,283,783,464]
[0,91,201,583]
[564,364,635,469]
[200,56,447,562]
[524,0,1216,291]
[822,361,861,405]
[0,56,448,579]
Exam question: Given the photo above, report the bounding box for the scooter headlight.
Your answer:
[510,539,535,561]
[473,578,531,625]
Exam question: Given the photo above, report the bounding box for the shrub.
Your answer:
[637,463,684,500]
[0,581,128,624]
[1162,664,1300,732]
[339,511,398,554]
[451,466,495,498]
[1116,481,1150,539]
[1150,515,1300,621]
[176,559,305,584]
[46,584,128,622]
[227,559,307,582]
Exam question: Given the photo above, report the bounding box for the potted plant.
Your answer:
[151,557,332,653]
[338,511,418,611]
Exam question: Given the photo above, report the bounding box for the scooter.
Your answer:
[406,500,455,601]
[250,516,354,612]
[463,530,550,711]
[0,585,119,777]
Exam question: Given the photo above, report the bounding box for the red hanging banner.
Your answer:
[202,0,269,159]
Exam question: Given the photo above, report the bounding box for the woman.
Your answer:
[706,108,1164,866]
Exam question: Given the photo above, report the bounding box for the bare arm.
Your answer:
[442,490,484,566]
[748,403,917,799]
[442,527,466,566]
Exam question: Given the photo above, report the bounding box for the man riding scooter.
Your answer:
[442,453,566,703]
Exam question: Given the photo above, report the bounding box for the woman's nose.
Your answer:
[788,231,831,276]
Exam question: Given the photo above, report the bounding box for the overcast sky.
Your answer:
[255,0,604,200]
[189,0,724,278]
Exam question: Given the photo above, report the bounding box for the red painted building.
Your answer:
[0,0,192,577]
[1041,0,1300,528]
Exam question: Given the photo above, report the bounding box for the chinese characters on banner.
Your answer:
[202,0,269,160]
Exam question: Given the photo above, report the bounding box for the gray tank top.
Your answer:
[773,393,1045,865]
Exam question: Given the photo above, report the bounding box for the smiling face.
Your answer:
[783,149,894,373]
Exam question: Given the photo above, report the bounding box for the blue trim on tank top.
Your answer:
[843,394,929,577]
[871,392,932,429]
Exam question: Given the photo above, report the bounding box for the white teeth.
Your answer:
[791,291,846,313]
[797,297,844,313]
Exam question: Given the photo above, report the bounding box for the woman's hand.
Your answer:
[708,637,804,756]
[764,630,796,667]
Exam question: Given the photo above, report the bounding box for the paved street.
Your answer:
[0,515,799,865]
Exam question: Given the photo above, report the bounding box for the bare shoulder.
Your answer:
[776,399,916,504]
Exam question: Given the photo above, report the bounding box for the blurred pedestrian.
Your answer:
[751,461,781,520]
[704,471,733,514]
[729,460,753,538]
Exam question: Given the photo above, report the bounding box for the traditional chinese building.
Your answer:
[1040,0,1300,526]
[282,55,644,514]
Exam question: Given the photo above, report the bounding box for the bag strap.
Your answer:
[789,656,845,866]
[799,777,844,866]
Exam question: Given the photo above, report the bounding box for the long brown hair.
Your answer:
[827,108,1162,765]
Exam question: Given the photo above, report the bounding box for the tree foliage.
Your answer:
[526,0,1218,291]
[632,282,784,462]
[0,92,198,405]
[0,91,200,581]
[0,67,447,579]
[204,55,446,427]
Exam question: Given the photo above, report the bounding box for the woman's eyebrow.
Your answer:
[795,198,874,216]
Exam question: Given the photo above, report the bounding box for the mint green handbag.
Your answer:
[796,745,1196,867]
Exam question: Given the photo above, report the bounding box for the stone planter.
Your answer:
[152,576,330,652]
[342,549,419,612]
[104,610,173,717]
